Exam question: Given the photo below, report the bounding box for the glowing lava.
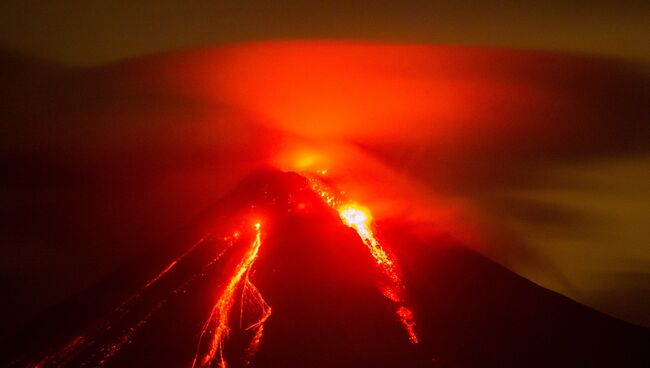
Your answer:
[26,171,418,368]
[339,205,401,284]
[306,174,419,344]
[29,236,218,368]
[193,222,271,368]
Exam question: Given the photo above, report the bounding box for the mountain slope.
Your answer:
[3,170,648,367]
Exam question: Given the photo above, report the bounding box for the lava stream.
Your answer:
[193,222,271,368]
[306,174,419,344]
[29,236,216,368]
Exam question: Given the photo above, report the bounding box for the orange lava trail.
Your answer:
[29,235,225,368]
[30,336,84,368]
[307,174,419,344]
[83,243,236,367]
[144,236,209,289]
[193,222,271,368]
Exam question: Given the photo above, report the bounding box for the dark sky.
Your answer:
[0,1,648,65]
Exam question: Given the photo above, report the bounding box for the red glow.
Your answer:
[15,40,647,368]
[193,222,271,368]
[146,41,568,152]
[28,171,421,367]
[306,173,419,344]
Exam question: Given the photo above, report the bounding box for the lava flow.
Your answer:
[21,170,419,368]
[192,222,271,368]
[28,236,219,368]
[306,173,419,344]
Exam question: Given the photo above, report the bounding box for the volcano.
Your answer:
[2,170,648,368]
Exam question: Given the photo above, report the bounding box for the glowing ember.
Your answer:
[396,306,418,344]
[306,174,419,344]
[193,222,271,368]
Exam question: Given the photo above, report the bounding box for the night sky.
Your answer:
[0,1,648,65]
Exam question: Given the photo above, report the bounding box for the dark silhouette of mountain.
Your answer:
[2,170,648,367]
